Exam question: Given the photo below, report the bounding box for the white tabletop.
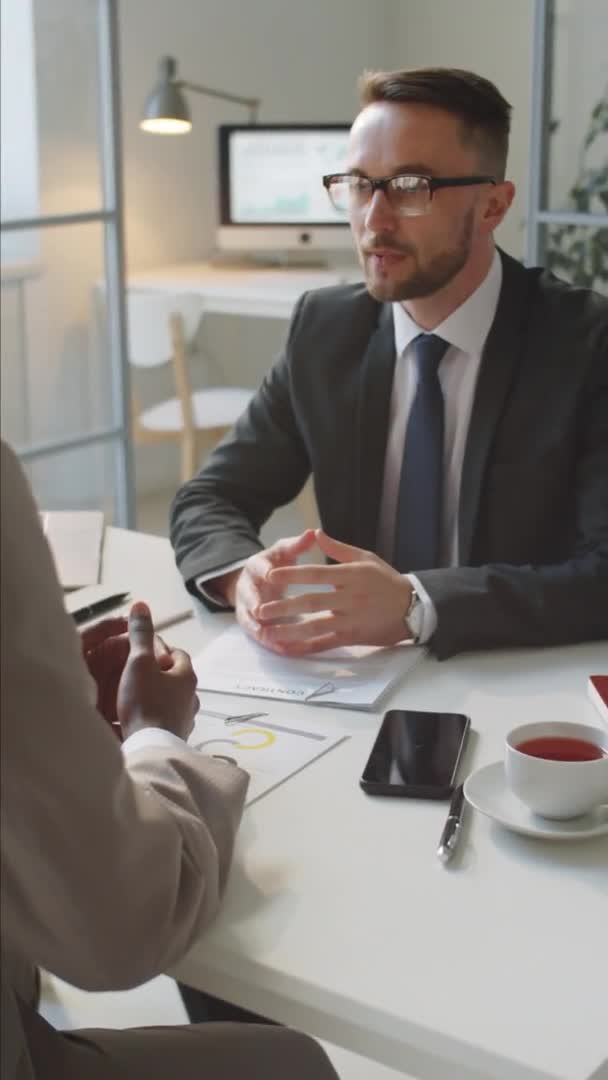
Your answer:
[127,260,363,319]
[106,530,608,1080]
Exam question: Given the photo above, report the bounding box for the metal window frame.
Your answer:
[526,0,608,267]
[0,0,134,526]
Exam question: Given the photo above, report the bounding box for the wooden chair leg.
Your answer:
[180,435,197,483]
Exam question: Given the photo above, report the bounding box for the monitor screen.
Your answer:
[218,124,350,228]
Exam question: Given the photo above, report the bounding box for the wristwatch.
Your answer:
[403,584,423,642]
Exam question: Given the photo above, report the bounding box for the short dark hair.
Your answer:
[358,67,512,180]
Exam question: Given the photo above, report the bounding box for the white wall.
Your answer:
[118,0,399,493]
[119,0,536,270]
[0,0,39,259]
[117,0,536,497]
[119,0,397,271]
[384,0,534,259]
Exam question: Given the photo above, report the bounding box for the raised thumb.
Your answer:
[128,601,155,655]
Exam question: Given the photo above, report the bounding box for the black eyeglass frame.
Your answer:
[322,171,497,210]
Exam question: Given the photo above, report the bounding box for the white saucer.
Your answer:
[463,761,608,841]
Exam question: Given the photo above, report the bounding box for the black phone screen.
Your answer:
[360,709,470,798]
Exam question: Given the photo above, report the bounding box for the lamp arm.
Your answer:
[179,79,260,123]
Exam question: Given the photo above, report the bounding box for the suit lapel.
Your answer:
[355,303,396,549]
[458,252,537,563]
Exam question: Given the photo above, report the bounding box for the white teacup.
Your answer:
[505,721,608,820]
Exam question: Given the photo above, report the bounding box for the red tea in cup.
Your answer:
[516,736,605,762]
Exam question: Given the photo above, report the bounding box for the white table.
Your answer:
[127,259,363,319]
[107,528,608,1080]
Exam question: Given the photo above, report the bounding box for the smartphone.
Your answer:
[360,709,470,799]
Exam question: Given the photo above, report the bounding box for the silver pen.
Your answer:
[437,783,466,864]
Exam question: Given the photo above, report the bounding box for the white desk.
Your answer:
[127,260,363,319]
[108,529,608,1080]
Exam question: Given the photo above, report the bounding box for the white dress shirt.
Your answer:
[377,250,503,640]
[198,250,503,643]
[122,727,187,754]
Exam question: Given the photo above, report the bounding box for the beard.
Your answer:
[361,207,475,303]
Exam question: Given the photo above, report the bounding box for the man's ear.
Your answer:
[481,180,515,234]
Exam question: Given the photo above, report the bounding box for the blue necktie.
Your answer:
[394,334,449,572]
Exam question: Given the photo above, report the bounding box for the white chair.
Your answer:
[128,291,254,483]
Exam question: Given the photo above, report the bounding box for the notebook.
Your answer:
[62,527,194,632]
[194,625,425,711]
[41,510,104,588]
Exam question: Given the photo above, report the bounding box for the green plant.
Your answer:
[545,91,608,294]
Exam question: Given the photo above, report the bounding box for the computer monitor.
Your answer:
[216,123,353,255]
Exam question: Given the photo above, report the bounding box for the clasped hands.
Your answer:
[217,528,414,656]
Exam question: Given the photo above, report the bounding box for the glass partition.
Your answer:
[526,0,608,295]
[0,0,133,521]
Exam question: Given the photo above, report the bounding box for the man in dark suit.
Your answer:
[171,66,608,660]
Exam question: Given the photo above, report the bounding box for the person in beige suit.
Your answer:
[0,440,338,1080]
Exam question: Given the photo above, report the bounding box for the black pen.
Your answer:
[71,592,129,625]
[437,783,466,864]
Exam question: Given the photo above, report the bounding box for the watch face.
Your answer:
[406,592,422,639]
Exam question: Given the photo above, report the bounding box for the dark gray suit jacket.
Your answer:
[170,250,608,659]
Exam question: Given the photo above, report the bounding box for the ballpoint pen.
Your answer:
[437,783,467,864]
[304,680,336,702]
[71,591,130,625]
[196,707,269,724]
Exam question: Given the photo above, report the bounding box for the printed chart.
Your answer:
[190,712,346,804]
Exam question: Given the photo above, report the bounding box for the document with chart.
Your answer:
[189,712,346,804]
[193,625,424,710]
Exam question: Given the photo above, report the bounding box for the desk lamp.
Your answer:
[140,55,260,133]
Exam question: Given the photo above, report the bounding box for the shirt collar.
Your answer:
[392,248,503,358]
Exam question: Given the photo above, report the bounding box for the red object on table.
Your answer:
[588,675,608,723]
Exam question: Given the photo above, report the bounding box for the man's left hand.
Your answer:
[81,616,174,733]
[81,617,130,730]
[255,529,413,655]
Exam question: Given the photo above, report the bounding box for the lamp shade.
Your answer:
[140,56,192,134]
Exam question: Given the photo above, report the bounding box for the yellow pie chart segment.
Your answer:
[232,728,276,750]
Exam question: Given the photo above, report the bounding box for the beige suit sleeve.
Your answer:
[0,442,248,992]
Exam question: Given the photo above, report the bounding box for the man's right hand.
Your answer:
[117,602,199,742]
[218,530,318,642]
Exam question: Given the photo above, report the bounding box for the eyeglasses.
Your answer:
[322,172,496,217]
